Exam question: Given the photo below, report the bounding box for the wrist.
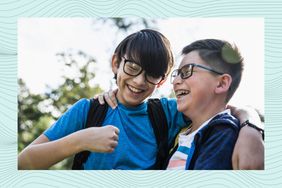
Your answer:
[67,130,87,153]
[240,120,264,140]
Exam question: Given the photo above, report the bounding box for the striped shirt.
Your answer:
[167,109,231,170]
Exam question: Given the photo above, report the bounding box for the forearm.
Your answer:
[232,125,264,170]
[18,133,84,170]
[228,105,264,169]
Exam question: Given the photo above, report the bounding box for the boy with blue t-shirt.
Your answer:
[18,29,187,169]
[18,30,263,170]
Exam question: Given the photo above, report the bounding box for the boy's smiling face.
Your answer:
[112,56,157,107]
[173,51,220,118]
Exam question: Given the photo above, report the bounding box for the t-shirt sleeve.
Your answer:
[192,124,239,170]
[159,98,190,145]
[44,98,90,141]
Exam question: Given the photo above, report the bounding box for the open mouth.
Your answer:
[127,85,144,94]
[175,89,190,98]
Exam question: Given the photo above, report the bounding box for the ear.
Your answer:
[215,74,232,94]
[111,54,120,74]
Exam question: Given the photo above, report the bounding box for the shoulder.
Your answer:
[209,113,240,130]
[74,98,91,107]
[146,97,177,114]
[196,113,240,142]
[159,97,177,106]
[157,97,178,113]
[43,98,91,141]
[70,98,91,112]
[198,114,239,144]
[59,98,91,123]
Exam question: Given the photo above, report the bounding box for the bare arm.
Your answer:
[18,126,119,170]
[232,125,264,169]
[228,105,264,170]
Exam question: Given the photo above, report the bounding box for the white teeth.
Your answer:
[128,85,143,93]
[175,90,190,97]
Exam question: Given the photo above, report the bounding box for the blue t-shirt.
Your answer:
[44,98,187,169]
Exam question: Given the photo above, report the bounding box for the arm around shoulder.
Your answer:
[229,105,264,169]
[232,125,264,170]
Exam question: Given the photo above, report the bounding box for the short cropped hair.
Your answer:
[182,39,244,102]
[114,29,174,79]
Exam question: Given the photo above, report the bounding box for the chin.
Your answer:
[177,102,190,114]
[126,98,144,107]
[177,104,185,113]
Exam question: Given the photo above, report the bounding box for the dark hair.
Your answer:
[182,39,244,102]
[113,29,173,79]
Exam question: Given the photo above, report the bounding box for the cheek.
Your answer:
[116,71,127,85]
[146,85,156,96]
[193,79,216,100]
[188,79,205,97]
[115,74,122,86]
[148,86,156,94]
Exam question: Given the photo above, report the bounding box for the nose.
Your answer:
[132,71,146,85]
[172,74,182,85]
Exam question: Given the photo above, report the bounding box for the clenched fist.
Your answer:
[78,125,119,153]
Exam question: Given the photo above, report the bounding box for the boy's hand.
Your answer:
[94,89,118,109]
[79,125,119,153]
[228,105,264,169]
[227,105,262,127]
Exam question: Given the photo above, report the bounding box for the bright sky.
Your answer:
[18,18,264,113]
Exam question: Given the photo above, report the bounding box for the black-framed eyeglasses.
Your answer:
[170,63,224,83]
[122,57,165,85]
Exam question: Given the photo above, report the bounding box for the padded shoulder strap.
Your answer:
[72,98,108,170]
[147,98,169,170]
[85,98,109,128]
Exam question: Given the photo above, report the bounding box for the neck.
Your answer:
[116,90,144,108]
[188,101,226,132]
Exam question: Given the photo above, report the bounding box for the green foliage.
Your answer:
[18,79,48,151]
[49,50,103,117]
[18,50,104,169]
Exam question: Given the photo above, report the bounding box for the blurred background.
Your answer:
[18,18,264,169]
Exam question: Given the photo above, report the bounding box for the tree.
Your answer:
[18,50,104,169]
[18,79,49,152]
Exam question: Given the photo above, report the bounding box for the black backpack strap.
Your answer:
[147,98,169,170]
[72,98,108,170]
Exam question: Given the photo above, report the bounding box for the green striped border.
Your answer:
[1,1,281,187]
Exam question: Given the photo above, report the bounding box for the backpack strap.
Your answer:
[147,98,169,170]
[72,98,168,170]
[72,98,108,170]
